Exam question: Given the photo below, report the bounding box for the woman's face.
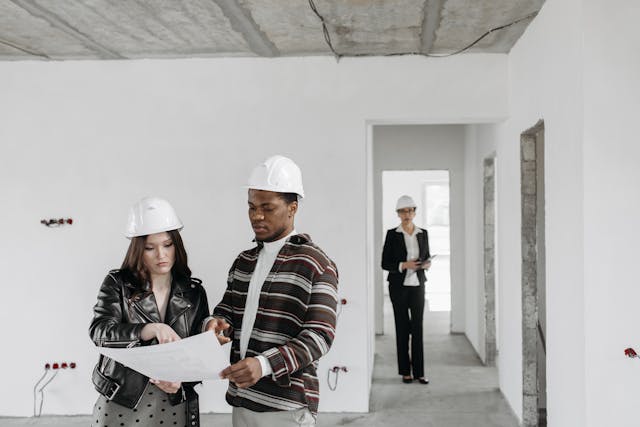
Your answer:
[397,208,416,226]
[142,232,175,277]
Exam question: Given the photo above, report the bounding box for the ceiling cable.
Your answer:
[307,2,539,60]
[424,11,540,57]
[308,0,341,61]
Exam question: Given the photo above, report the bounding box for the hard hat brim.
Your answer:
[244,185,304,199]
[125,224,184,239]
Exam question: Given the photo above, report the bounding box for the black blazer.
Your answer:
[381,227,431,287]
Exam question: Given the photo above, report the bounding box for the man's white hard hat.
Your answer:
[246,155,305,198]
[124,197,183,239]
[396,195,417,211]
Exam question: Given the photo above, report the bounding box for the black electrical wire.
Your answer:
[308,0,340,60]
[424,11,539,57]
[308,0,539,60]
[327,367,340,391]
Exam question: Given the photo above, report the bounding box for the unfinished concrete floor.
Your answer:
[1,299,519,426]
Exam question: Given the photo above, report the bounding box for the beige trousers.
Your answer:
[232,407,316,427]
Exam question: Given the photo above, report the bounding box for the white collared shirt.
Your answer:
[240,229,297,377]
[397,225,422,287]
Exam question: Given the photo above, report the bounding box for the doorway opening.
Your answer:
[382,170,451,312]
[520,120,547,427]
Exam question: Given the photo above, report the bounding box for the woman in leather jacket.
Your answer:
[89,197,209,427]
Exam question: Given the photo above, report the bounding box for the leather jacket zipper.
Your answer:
[100,339,140,348]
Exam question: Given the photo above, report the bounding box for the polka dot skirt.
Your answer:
[91,384,188,427]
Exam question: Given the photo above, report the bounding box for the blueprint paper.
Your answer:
[96,331,231,382]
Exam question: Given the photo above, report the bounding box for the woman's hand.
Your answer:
[401,260,421,271]
[140,323,181,344]
[150,379,181,394]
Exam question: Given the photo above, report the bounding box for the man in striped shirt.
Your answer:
[204,155,338,427]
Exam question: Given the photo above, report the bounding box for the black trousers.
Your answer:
[389,283,425,378]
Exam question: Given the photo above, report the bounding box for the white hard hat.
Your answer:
[246,155,305,198]
[396,195,417,210]
[125,197,183,239]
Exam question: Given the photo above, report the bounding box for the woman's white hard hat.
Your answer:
[245,155,305,198]
[396,195,417,210]
[125,197,183,239]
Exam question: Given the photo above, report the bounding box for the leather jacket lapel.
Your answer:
[132,292,162,323]
[164,279,192,329]
[396,230,408,260]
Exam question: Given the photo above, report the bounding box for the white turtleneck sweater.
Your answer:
[240,229,296,377]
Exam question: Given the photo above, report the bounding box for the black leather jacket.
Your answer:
[89,269,209,426]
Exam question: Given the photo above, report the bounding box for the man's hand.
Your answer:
[220,357,262,388]
[150,379,181,394]
[205,317,232,344]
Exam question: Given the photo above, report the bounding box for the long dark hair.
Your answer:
[120,229,191,290]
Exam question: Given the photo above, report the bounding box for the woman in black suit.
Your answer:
[381,195,431,384]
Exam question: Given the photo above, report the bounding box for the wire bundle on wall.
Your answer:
[33,361,76,417]
[41,218,73,227]
[327,366,348,391]
[336,297,347,319]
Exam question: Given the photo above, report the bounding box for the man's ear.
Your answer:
[288,201,298,217]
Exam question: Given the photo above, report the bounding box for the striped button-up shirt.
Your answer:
[213,233,339,415]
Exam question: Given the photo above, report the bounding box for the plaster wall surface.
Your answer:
[373,125,465,336]
[582,1,640,425]
[0,55,507,416]
[465,0,585,423]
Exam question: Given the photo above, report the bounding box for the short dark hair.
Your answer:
[120,229,191,291]
[278,192,299,205]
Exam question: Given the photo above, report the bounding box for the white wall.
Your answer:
[0,55,508,416]
[372,125,466,334]
[583,1,640,425]
[464,0,586,423]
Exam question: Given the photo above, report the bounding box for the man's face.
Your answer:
[248,189,297,242]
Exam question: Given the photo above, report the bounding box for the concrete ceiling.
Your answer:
[0,0,544,61]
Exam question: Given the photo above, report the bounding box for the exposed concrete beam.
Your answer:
[212,0,279,57]
[420,0,445,54]
[9,0,124,59]
[0,37,50,59]
[133,1,190,46]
